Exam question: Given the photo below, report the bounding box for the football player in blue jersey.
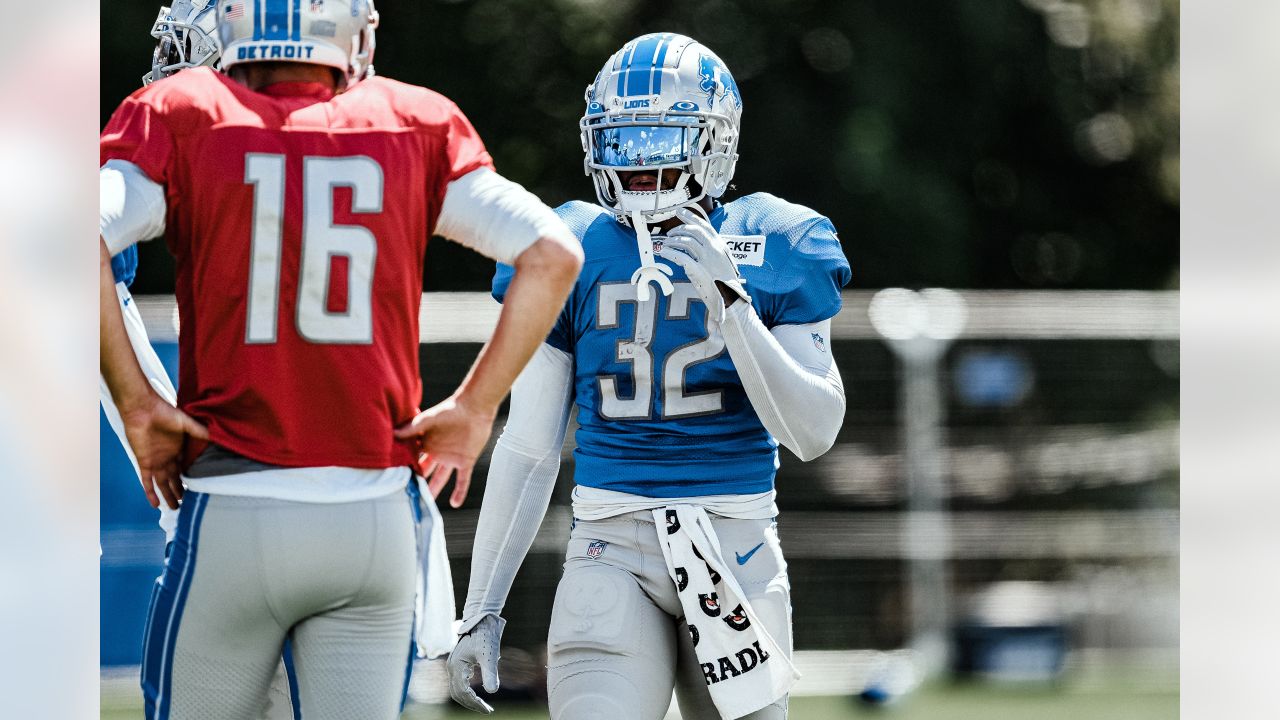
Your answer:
[447,33,851,720]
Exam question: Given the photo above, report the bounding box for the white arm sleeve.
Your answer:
[458,342,575,634]
[719,301,845,461]
[435,168,575,265]
[100,159,166,254]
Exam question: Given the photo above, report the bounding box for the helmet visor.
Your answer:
[591,125,700,168]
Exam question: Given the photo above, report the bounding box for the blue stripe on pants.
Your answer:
[401,477,422,711]
[141,492,209,720]
[283,639,302,720]
[399,638,415,711]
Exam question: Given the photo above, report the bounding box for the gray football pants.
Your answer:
[547,511,792,720]
[141,489,417,720]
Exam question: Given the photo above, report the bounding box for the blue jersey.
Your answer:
[493,193,851,497]
[111,245,138,286]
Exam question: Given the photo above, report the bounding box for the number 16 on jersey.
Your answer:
[243,153,385,345]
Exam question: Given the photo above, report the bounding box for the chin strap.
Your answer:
[629,210,674,302]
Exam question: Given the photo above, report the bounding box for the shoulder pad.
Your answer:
[554,200,610,240]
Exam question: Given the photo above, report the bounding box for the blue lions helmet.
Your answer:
[581,33,744,223]
[143,0,222,85]
[217,0,379,89]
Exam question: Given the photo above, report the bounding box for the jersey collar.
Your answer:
[257,81,336,101]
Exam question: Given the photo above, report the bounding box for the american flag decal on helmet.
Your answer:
[224,1,245,20]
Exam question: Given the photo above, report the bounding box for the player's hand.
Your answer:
[447,614,506,713]
[118,393,209,510]
[394,394,497,508]
[657,207,750,323]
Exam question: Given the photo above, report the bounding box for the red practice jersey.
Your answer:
[100,68,493,469]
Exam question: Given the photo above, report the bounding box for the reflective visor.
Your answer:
[591,126,699,168]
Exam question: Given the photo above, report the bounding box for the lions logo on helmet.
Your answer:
[723,604,751,631]
[217,0,379,89]
[698,592,721,617]
[580,33,743,224]
[143,0,222,85]
[697,54,741,109]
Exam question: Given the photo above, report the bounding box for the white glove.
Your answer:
[447,614,505,713]
[656,207,751,323]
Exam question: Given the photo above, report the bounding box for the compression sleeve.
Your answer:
[100,159,166,255]
[720,300,845,461]
[434,168,575,265]
[457,342,575,634]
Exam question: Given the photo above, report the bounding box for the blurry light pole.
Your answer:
[869,288,967,679]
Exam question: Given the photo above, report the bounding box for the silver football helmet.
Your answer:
[142,0,222,85]
[581,33,743,225]
[217,0,379,89]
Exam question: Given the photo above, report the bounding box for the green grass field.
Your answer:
[102,682,1177,719]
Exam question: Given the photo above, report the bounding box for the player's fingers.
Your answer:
[674,206,713,231]
[660,236,703,259]
[138,470,161,509]
[658,248,712,286]
[479,654,500,693]
[166,469,186,504]
[156,472,182,510]
[394,412,432,439]
[448,659,494,714]
[656,246,696,270]
[663,229,709,256]
[449,465,473,509]
[672,209,715,241]
[452,681,494,714]
[419,457,440,491]
[182,413,210,440]
[427,463,454,499]
[668,218,710,241]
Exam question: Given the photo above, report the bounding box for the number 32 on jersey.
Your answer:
[243,153,383,345]
[597,282,726,421]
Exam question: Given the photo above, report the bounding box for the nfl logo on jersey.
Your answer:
[586,540,608,559]
[811,333,826,352]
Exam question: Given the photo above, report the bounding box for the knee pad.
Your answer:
[551,680,632,720]
[548,565,636,655]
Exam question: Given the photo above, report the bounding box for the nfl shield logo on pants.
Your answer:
[587,540,608,559]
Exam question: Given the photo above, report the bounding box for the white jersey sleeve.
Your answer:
[720,302,845,461]
[458,342,574,633]
[435,168,575,265]
[100,159,166,254]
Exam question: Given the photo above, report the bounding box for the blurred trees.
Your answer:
[101,0,1178,292]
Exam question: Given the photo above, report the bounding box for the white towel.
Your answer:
[100,282,180,543]
[652,505,799,719]
[414,475,459,659]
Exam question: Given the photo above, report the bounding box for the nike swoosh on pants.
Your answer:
[735,542,765,565]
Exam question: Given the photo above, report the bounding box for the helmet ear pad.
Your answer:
[689,152,707,176]
[695,122,739,199]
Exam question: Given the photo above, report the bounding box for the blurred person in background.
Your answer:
[101,2,304,717]
[104,0,220,567]
[447,33,850,720]
[98,1,582,718]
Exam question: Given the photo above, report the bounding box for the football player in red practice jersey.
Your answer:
[98,1,582,718]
